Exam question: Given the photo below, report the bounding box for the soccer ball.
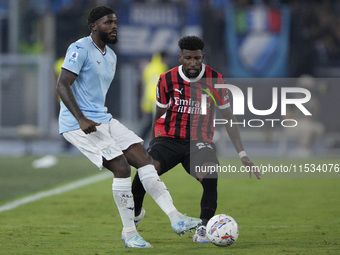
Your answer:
[206,214,239,246]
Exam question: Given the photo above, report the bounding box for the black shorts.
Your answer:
[147,137,219,177]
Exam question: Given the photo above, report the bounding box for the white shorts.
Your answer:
[63,119,143,170]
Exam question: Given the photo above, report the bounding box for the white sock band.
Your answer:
[112,177,131,191]
[138,164,158,181]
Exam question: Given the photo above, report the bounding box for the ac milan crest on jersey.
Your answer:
[155,65,229,142]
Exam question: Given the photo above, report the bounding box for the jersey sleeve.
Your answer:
[61,43,87,75]
[217,77,230,109]
[156,75,169,108]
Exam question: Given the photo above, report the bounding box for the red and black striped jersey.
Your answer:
[155,64,230,142]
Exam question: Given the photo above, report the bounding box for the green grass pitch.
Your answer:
[0,156,339,254]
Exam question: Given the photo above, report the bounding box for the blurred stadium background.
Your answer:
[0,0,340,158]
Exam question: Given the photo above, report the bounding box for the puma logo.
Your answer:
[174,88,183,94]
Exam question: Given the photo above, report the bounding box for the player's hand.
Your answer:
[78,117,101,134]
[241,156,261,179]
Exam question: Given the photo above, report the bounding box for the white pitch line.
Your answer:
[0,172,112,213]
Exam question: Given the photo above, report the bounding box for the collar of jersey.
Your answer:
[89,35,106,55]
[179,64,205,83]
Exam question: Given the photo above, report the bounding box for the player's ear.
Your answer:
[89,23,96,32]
[178,53,183,63]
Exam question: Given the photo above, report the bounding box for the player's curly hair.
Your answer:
[178,36,205,51]
[87,6,114,25]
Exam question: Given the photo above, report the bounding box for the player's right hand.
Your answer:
[241,156,261,179]
[78,117,101,134]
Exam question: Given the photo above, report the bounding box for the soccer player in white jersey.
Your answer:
[56,6,201,248]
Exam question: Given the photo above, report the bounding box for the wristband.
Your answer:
[238,151,247,158]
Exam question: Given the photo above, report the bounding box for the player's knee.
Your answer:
[104,155,131,178]
[124,143,153,168]
[153,159,162,174]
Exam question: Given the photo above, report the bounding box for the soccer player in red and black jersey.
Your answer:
[132,36,260,243]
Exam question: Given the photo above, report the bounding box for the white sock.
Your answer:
[112,177,137,240]
[138,164,183,222]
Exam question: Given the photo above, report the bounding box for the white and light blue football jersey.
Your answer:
[59,36,117,134]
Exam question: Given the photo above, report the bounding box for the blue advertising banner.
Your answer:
[117,2,202,57]
[117,4,182,57]
[225,5,290,78]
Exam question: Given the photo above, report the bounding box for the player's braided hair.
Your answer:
[87,6,114,25]
[178,36,205,51]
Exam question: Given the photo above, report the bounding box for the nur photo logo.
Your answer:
[199,82,312,128]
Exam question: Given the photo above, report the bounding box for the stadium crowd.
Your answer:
[2,0,338,77]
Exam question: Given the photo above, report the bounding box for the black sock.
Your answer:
[200,177,218,223]
[131,172,146,217]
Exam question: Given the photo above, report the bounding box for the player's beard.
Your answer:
[184,67,201,78]
[99,30,118,45]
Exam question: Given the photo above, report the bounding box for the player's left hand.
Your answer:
[241,156,261,179]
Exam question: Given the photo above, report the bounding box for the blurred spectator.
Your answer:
[289,0,340,77]
[202,0,228,75]
[139,51,170,143]
[55,0,88,58]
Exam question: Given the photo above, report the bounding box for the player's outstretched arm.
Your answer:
[56,69,100,134]
[219,107,261,179]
